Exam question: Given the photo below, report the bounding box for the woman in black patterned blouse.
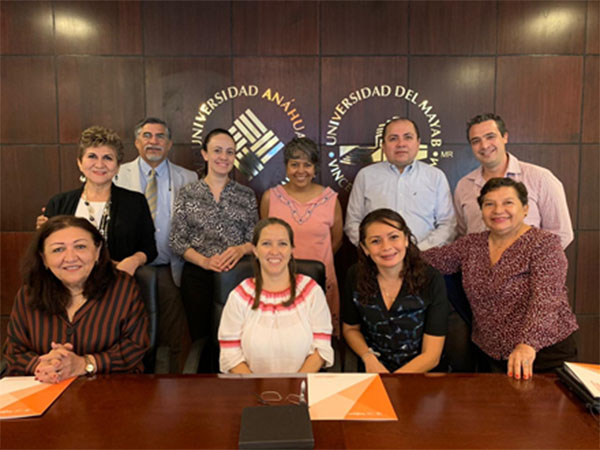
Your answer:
[343,209,448,373]
[169,129,258,368]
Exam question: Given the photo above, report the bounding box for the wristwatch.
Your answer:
[84,355,95,376]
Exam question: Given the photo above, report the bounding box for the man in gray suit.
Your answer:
[116,117,198,373]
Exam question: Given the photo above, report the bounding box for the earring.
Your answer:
[79,174,86,183]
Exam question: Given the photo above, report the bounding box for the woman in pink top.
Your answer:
[260,138,343,335]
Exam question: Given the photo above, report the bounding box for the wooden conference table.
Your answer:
[2,373,598,449]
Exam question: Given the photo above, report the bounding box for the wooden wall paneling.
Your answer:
[582,56,599,143]
[57,146,81,194]
[575,231,599,314]
[169,145,202,175]
[57,56,145,143]
[509,145,580,228]
[586,0,599,54]
[409,1,496,55]
[232,1,318,55]
[0,1,53,55]
[0,232,34,315]
[575,315,600,363]
[497,1,586,54]
[321,57,409,145]
[438,144,481,192]
[496,56,583,143]
[144,57,233,146]
[54,1,142,55]
[320,1,408,55]
[143,1,231,55]
[1,146,60,231]
[578,145,599,230]
[409,57,495,144]
[231,57,319,195]
[0,57,57,144]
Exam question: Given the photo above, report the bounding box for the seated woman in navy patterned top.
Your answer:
[342,209,448,373]
[169,129,258,363]
[423,178,578,380]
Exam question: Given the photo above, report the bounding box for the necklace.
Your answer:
[82,188,111,239]
[274,186,331,225]
[378,276,402,305]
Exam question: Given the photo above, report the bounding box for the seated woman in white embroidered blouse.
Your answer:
[169,129,258,369]
[218,218,334,374]
[260,137,343,337]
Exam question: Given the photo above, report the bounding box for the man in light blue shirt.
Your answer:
[345,118,456,250]
[115,118,197,372]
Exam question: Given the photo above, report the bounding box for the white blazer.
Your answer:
[115,157,198,285]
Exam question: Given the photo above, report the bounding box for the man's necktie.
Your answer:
[145,169,157,220]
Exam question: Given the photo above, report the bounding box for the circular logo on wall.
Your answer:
[191,85,308,184]
[324,84,454,192]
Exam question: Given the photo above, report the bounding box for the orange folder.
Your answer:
[0,376,75,420]
[307,373,397,421]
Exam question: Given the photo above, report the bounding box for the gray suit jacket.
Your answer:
[115,157,198,285]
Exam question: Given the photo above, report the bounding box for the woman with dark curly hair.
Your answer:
[342,208,448,373]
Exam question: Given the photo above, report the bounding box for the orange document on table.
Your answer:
[307,373,397,421]
[0,376,75,419]
[563,362,600,398]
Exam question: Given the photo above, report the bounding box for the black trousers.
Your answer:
[476,332,578,373]
[180,262,217,372]
[180,262,215,341]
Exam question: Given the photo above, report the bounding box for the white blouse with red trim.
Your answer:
[218,274,334,374]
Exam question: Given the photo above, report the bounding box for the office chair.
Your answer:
[442,272,476,372]
[134,265,159,374]
[185,255,327,373]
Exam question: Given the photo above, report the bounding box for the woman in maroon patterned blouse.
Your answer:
[4,216,149,382]
[423,178,578,380]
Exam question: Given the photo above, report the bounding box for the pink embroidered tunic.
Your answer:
[268,185,340,336]
[218,274,334,374]
[422,228,578,360]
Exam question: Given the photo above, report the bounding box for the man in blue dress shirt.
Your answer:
[345,118,455,250]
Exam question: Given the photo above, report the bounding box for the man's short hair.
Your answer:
[382,117,420,141]
[466,113,507,141]
[134,117,172,140]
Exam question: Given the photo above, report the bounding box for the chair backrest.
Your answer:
[210,255,326,368]
[134,265,159,373]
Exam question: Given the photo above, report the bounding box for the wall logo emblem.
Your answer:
[325,85,454,191]
[192,85,306,181]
